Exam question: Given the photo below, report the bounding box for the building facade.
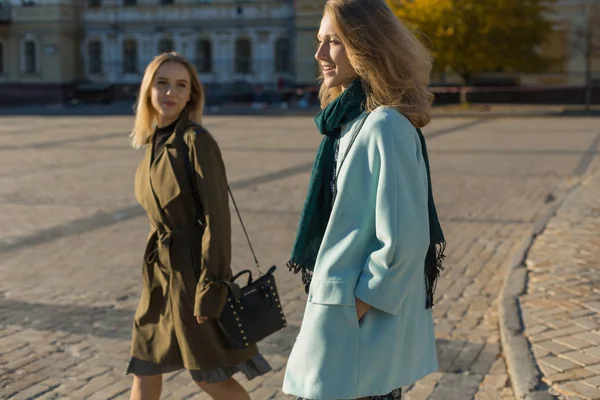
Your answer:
[80,0,295,90]
[3,0,597,105]
[293,0,322,87]
[0,0,81,104]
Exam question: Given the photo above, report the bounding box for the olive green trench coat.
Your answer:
[130,117,257,370]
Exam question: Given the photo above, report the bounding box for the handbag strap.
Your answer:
[178,128,263,276]
[332,113,369,201]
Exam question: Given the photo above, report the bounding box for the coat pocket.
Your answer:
[308,280,356,306]
[308,280,360,329]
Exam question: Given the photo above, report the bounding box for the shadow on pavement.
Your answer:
[0,297,504,398]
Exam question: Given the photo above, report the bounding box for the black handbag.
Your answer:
[178,128,287,349]
[219,266,286,349]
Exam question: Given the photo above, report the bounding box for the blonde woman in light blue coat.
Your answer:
[282,1,446,399]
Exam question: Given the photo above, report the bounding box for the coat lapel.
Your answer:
[134,146,153,214]
[148,122,184,219]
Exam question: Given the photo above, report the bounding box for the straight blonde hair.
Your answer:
[320,0,434,128]
[130,52,205,148]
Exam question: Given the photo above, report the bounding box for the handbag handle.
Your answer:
[178,127,264,276]
[232,269,253,286]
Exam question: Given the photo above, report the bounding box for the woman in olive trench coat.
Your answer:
[126,53,271,400]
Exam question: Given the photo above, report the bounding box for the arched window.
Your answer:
[123,39,138,74]
[88,40,103,74]
[235,37,252,74]
[274,37,291,73]
[195,39,212,73]
[158,37,174,54]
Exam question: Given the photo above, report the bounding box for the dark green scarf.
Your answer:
[287,80,446,309]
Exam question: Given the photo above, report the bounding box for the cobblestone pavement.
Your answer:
[520,170,600,400]
[0,113,599,399]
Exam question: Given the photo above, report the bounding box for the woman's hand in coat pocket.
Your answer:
[355,297,371,322]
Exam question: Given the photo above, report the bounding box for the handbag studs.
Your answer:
[220,268,286,350]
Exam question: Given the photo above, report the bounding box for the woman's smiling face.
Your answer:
[315,12,357,89]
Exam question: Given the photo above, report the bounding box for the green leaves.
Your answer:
[388,0,557,83]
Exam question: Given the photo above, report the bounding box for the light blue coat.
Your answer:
[282,107,438,399]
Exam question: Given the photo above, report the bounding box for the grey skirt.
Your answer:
[126,353,272,384]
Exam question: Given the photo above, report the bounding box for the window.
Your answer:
[87,0,101,7]
[0,42,3,74]
[123,39,138,74]
[157,38,174,54]
[235,37,251,74]
[160,0,174,5]
[123,0,136,6]
[275,37,291,73]
[24,40,36,73]
[195,39,212,73]
[88,41,103,74]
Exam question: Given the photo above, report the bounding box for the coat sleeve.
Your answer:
[353,110,431,315]
[189,128,232,318]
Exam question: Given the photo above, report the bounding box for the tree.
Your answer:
[388,0,557,86]
[570,3,600,111]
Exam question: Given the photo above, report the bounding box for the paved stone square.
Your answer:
[0,111,598,399]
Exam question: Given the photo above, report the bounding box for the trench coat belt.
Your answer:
[146,224,205,266]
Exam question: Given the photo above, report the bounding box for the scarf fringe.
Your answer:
[286,260,313,294]
[425,242,446,309]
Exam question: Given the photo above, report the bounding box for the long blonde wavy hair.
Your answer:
[319,0,434,128]
[130,52,205,148]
